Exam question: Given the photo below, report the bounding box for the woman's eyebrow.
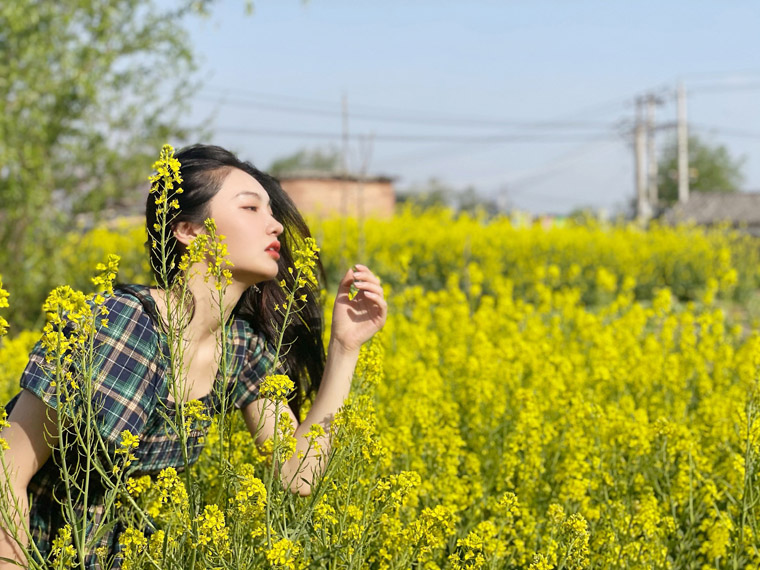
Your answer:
[236,190,270,205]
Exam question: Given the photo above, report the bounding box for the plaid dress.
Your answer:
[6,284,274,568]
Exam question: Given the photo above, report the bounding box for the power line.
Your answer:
[201,86,634,124]
[679,70,760,80]
[378,97,633,168]
[213,125,621,143]
[689,82,760,94]
[691,124,760,139]
[508,138,621,193]
[203,79,757,213]
[196,92,618,131]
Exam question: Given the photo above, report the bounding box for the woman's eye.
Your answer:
[244,206,258,212]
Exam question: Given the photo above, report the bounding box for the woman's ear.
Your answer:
[173,221,202,246]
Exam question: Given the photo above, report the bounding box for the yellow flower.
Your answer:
[0,278,9,337]
[448,521,501,570]
[529,553,553,570]
[194,504,229,551]
[119,528,148,570]
[0,278,9,309]
[374,470,421,508]
[0,410,10,431]
[292,236,320,288]
[115,430,140,467]
[266,537,303,570]
[304,423,326,457]
[126,475,152,497]
[260,374,295,401]
[91,253,121,297]
[231,463,267,518]
[51,524,77,567]
[183,399,211,432]
[152,467,189,523]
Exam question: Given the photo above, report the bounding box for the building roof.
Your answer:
[663,192,760,225]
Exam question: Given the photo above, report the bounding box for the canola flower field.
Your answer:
[2,208,760,569]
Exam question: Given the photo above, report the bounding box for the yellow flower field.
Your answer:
[1,209,760,569]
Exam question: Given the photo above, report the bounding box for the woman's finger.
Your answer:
[350,265,380,285]
[355,285,387,307]
[357,291,388,316]
[352,281,384,296]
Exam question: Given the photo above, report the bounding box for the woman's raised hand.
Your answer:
[330,264,387,353]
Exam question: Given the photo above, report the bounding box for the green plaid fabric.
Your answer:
[6,284,275,568]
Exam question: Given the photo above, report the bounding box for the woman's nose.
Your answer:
[270,218,284,236]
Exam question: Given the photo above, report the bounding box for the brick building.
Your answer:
[278,173,396,219]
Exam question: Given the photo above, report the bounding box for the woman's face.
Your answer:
[205,168,284,286]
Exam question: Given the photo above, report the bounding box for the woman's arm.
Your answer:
[242,264,387,496]
[0,390,58,568]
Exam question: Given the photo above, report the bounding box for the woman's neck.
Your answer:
[184,269,249,341]
[151,269,251,343]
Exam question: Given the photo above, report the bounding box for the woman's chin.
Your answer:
[238,273,277,289]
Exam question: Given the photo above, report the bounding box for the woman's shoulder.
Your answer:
[18,284,165,439]
[107,284,160,324]
[229,313,269,349]
[90,284,162,352]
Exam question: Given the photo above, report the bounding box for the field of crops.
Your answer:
[2,209,760,569]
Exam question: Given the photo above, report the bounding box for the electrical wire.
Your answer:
[691,124,760,139]
[213,125,621,143]
[196,91,619,131]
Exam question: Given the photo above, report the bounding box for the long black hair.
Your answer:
[145,144,326,419]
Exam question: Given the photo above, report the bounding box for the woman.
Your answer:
[0,144,387,568]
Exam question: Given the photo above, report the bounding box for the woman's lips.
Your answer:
[266,241,281,259]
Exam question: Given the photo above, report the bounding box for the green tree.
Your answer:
[658,134,746,204]
[269,147,342,177]
[455,186,500,217]
[396,178,454,210]
[0,0,231,330]
[397,178,500,216]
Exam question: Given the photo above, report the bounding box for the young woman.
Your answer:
[0,144,387,568]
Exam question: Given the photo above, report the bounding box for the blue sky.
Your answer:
[185,1,760,214]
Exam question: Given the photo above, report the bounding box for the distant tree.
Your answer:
[397,178,501,216]
[567,207,598,225]
[269,147,342,177]
[396,178,454,210]
[658,135,745,205]
[455,186,500,217]
[0,0,244,329]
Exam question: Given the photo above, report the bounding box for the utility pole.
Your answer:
[340,92,349,223]
[646,93,663,214]
[356,133,374,262]
[676,82,689,203]
[634,96,650,222]
[341,92,349,176]
[340,92,350,268]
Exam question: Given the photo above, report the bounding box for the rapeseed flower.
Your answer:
[232,463,267,517]
[260,374,295,401]
[194,504,229,551]
[119,528,147,570]
[266,537,303,570]
[182,398,211,432]
[0,277,9,337]
[50,524,77,568]
[293,237,320,289]
[115,429,139,468]
[8,208,760,568]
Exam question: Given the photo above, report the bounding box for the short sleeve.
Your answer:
[19,292,161,444]
[232,331,278,410]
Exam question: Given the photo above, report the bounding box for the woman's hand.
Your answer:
[330,264,387,353]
